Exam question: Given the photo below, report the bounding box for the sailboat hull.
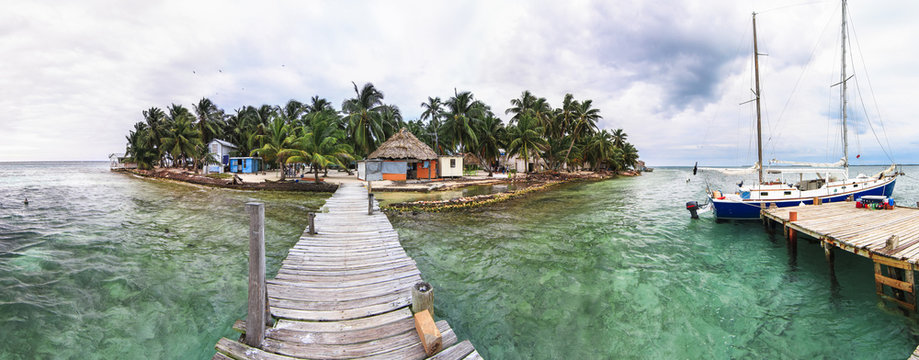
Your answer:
[710,177,896,220]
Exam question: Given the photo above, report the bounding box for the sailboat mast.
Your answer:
[753,13,764,184]
[840,0,849,169]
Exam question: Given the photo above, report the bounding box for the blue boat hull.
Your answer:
[710,178,896,220]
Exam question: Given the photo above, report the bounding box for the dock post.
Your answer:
[823,241,836,276]
[368,193,375,215]
[787,212,798,257]
[245,202,267,348]
[308,212,316,235]
[412,281,434,315]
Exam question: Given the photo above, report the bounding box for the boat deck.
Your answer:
[213,183,482,359]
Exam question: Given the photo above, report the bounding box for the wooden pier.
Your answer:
[762,200,919,311]
[213,183,482,359]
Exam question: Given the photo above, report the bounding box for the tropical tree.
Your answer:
[473,114,506,176]
[306,96,334,114]
[282,112,354,183]
[505,90,537,125]
[341,82,386,156]
[506,114,547,173]
[250,116,294,179]
[563,99,601,168]
[160,114,201,168]
[443,90,484,154]
[193,98,224,144]
[612,128,628,148]
[124,122,157,170]
[143,107,167,165]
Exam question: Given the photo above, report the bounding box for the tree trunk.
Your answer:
[279,160,286,180]
[314,166,320,184]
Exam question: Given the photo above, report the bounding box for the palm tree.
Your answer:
[474,114,505,176]
[341,82,386,156]
[505,90,537,125]
[443,90,483,154]
[192,142,220,174]
[279,99,305,126]
[620,142,639,170]
[420,96,443,127]
[506,114,547,173]
[125,122,157,170]
[306,96,334,114]
[563,99,601,168]
[612,128,628,149]
[250,116,294,180]
[161,115,201,168]
[282,113,354,183]
[143,107,167,166]
[193,98,224,145]
[583,130,616,171]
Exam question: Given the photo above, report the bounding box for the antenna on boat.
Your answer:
[752,12,765,184]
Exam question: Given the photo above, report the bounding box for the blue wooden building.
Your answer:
[229,157,262,174]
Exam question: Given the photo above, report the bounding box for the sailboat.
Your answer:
[699,1,898,220]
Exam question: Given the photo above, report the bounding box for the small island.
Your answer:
[115,83,643,206]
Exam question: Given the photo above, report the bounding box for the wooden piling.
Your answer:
[308,212,316,235]
[412,281,434,315]
[823,241,835,275]
[245,202,267,348]
[368,193,375,215]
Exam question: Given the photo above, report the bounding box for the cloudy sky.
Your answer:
[1,0,915,166]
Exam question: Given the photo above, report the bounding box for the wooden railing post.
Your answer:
[308,212,316,235]
[368,193,375,215]
[412,281,434,315]
[245,202,267,347]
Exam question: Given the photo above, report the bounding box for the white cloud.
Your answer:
[0,0,916,165]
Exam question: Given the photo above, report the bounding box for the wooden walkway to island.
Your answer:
[762,201,919,311]
[213,183,482,360]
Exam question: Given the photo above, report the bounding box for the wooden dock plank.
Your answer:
[214,183,482,360]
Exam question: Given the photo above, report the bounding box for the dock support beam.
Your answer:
[823,241,836,277]
[245,202,268,348]
[368,193,375,215]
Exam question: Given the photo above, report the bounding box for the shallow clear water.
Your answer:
[391,166,919,359]
[0,162,328,358]
[4,163,919,359]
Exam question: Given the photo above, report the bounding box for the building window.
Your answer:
[450,159,456,168]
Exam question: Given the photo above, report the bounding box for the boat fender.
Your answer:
[686,201,699,219]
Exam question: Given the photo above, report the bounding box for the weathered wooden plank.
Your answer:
[353,322,458,360]
[270,297,411,321]
[462,350,483,360]
[428,340,475,360]
[215,337,298,360]
[235,316,418,345]
[272,308,412,333]
[875,273,914,293]
[873,255,912,270]
[212,351,235,360]
[260,320,452,359]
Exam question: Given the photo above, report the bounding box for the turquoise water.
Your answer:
[3,163,919,358]
[0,162,327,359]
[391,166,919,359]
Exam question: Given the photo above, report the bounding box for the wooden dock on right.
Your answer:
[761,201,919,311]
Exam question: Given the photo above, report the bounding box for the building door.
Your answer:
[407,162,417,179]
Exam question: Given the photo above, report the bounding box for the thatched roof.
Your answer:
[368,128,438,161]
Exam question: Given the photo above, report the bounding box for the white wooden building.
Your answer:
[438,155,463,177]
[205,139,238,174]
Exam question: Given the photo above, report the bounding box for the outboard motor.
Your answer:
[686,201,699,219]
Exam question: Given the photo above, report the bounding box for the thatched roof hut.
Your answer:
[368,128,437,160]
